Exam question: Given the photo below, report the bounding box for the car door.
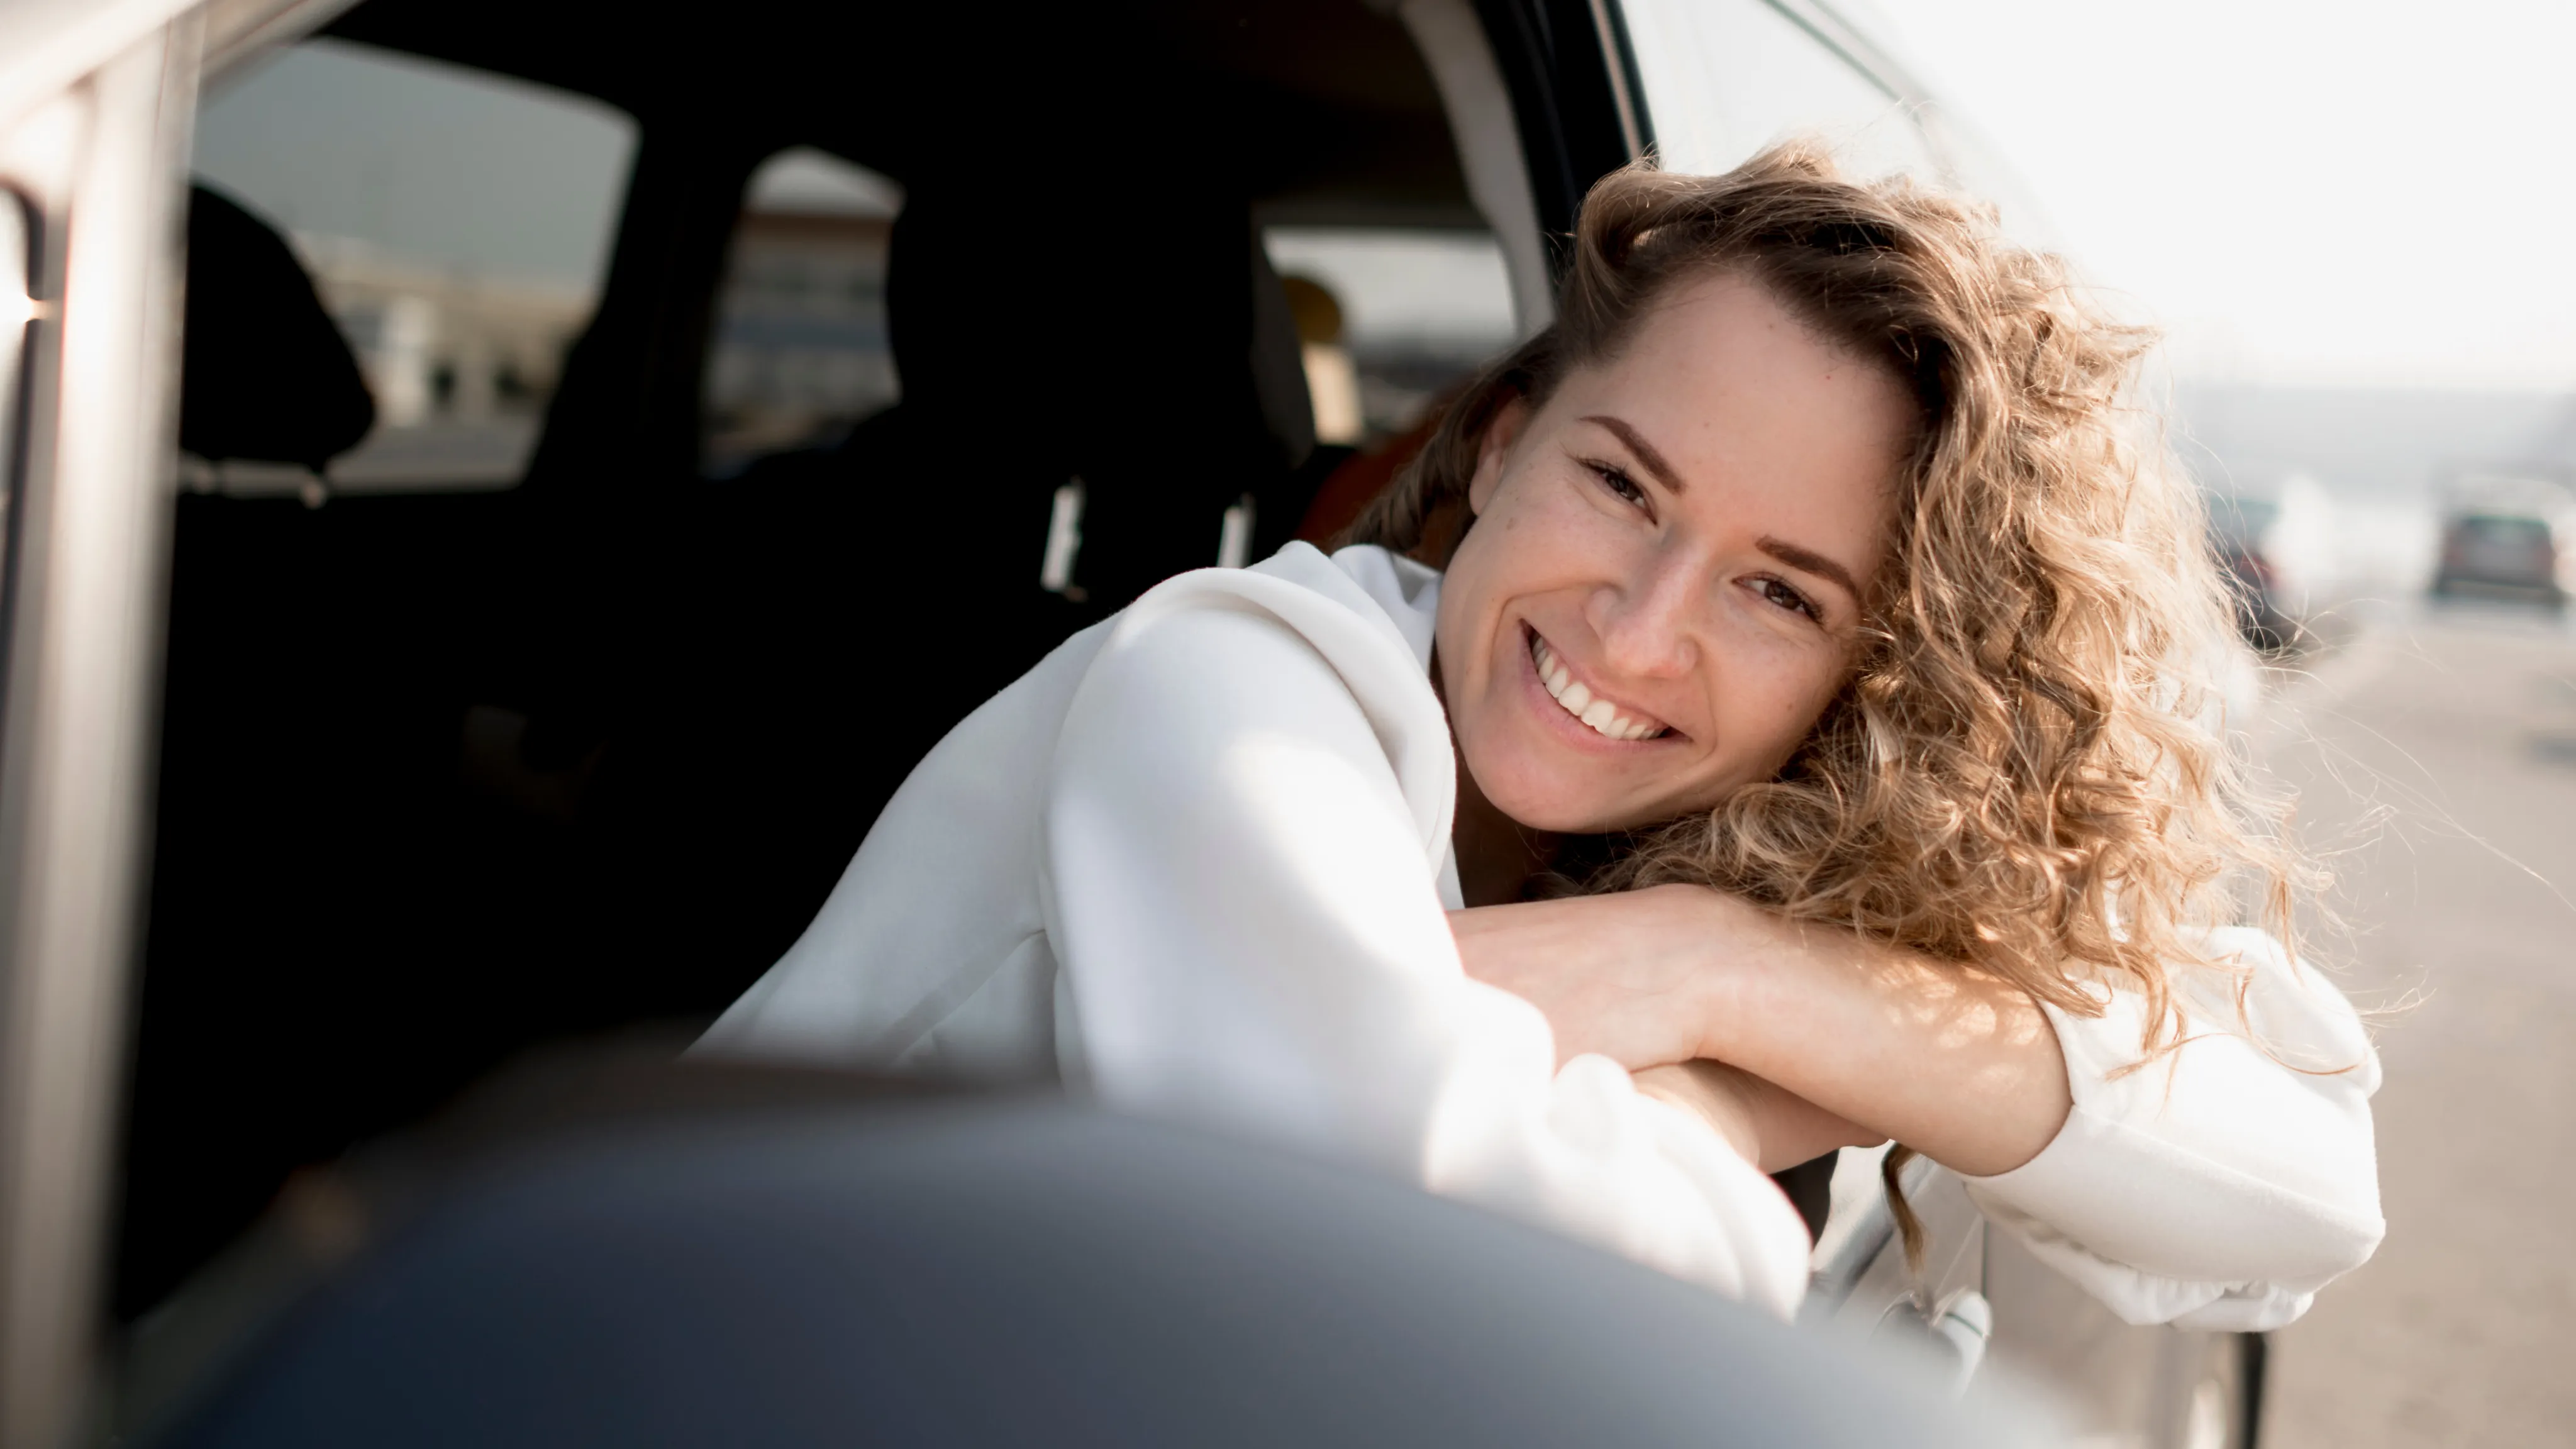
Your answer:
[0,6,230,1439]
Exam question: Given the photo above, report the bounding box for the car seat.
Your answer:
[175,184,376,474]
[119,185,389,1318]
[558,173,1326,1011]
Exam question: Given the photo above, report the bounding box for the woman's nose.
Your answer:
[1586,551,1701,680]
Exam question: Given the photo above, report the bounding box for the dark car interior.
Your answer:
[117,0,1639,1318]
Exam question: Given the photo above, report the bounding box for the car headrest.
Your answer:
[179,184,375,472]
[883,180,1313,476]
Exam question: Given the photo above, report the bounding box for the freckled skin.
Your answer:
[1435,273,1914,835]
[1438,276,2079,1181]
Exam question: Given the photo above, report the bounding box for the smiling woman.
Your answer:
[700,144,2382,1333]
[1432,273,1910,837]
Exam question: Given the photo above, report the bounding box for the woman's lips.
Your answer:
[1526,628,1671,741]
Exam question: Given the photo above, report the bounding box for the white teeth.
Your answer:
[1535,640,1574,694]
[1527,631,1667,742]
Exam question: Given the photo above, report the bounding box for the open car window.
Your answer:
[188,38,635,493]
[1620,0,1941,180]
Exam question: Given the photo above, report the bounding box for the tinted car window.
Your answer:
[189,38,635,491]
[2460,516,2550,549]
[703,148,904,477]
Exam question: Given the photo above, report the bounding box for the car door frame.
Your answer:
[0,3,366,1441]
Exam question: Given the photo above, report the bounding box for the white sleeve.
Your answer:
[1960,927,2384,1330]
[1043,598,1813,1317]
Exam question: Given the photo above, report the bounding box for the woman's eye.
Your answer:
[1589,464,1648,509]
[1754,577,1822,623]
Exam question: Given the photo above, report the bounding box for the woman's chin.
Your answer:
[1476,756,1717,835]
[1475,775,1630,836]
[1464,731,1682,834]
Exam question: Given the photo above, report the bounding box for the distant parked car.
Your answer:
[2431,504,2568,609]
[2210,493,2300,651]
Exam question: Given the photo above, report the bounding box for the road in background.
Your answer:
[2255,601,2576,1446]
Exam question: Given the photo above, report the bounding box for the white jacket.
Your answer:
[699,542,2383,1328]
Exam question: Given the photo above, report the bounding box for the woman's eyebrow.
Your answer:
[1579,414,1687,493]
[1578,413,1862,601]
[1757,536,1862,600]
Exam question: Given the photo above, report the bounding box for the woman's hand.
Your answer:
[1448,884,1743,1070]
[1632,1059,1886,1174]
[1452,884,2074,1178]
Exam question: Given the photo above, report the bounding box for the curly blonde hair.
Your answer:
[1347,143,2312,1057]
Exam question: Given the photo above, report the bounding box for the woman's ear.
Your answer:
[1465,397,1530,516]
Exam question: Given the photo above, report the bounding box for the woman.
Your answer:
[699,147,2382,1325]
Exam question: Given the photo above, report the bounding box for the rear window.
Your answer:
[702,148,904,478]
[2457,516,2552,548]
[1260,226,1516,444]
[189,38,636,492]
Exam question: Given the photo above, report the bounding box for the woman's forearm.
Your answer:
[1689,895,2071,1177]
[1452,884,2074,1177]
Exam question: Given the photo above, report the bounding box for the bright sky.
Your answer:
[1870,0,2576,391]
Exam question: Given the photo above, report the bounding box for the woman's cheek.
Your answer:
[1702,635,1824,780]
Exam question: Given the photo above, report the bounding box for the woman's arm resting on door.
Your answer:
[1455,891,2384,1327]
[1452,884,2071,1175]
[1958,924,2383,1328]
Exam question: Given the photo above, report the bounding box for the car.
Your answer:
[2429,474,2572,608]
[2209,492,2301,651]
[0,1,2260,1444]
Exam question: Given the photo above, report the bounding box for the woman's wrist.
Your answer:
[1675,887,2073,1177]
[1663,886,1779,1064]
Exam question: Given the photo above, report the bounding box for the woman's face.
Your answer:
[1436,272,1912,834]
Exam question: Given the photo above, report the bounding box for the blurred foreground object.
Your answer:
[132,1075,2040,1448]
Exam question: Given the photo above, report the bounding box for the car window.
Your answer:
[1260,226,1515,443]
[1617,0,1941,180]
[2210,494,2279,552]
[189,38,635,492]
[702,148,904,478]
[2461,516,2551,548]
